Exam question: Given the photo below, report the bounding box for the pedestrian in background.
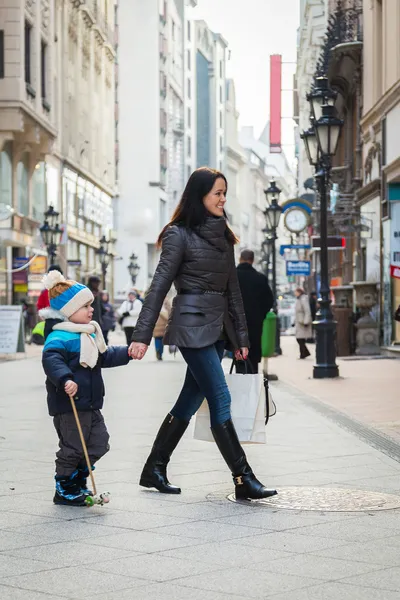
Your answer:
[37,265,63,312]
[129,166,276,501]
[40,271,131,506]
[153,298,171,360]
[87,276,105,328]
[236,249,274,373]
[101,290,116,345]
[118,290,143,344]
[295,287,312,359]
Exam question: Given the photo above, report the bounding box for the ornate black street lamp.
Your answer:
[40,206,63,266]
[96,235,112,289]
[127,253,140,286]
[264,180,283,355]
[302,89,343,379]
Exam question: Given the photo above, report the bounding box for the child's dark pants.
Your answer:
[53,410,110,477]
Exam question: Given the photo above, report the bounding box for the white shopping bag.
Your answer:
[193,370,267,444]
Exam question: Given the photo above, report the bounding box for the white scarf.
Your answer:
[53,321,107,369]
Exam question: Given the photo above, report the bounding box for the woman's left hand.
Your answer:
[235,347,249,361]
[128,342,148,360]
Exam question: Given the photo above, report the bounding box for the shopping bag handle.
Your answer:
[229,358,254,375]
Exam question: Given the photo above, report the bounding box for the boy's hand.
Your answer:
[64,380,78,396]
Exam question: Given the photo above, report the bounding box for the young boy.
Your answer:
[40,270,131,506]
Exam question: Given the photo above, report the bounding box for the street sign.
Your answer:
[67,260,82,267]
[286,260,311,277]
[311,236,346,249]
[12,258,29,285]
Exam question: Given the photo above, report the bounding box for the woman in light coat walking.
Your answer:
[118,291,143,344]
[295,287,312,359]
[153,298,171,360]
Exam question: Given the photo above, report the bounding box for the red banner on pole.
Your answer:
[270,55,282,154]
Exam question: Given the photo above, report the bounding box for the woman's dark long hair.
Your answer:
[157,167,239,247]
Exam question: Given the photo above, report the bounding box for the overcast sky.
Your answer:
[188,0,300,161]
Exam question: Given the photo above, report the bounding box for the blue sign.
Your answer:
[286,260,311,277]
[280,244,310,256]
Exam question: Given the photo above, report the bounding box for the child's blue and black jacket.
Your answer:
[42,317,130,416]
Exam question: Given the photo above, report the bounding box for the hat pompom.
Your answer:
[42,270,66,290]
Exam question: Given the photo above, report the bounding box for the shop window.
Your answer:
[0,142,12,206]
[17,154,29,216]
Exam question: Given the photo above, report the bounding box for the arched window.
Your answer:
[17,153,29,216]
[32,161,46,221]
[0,142,12,207]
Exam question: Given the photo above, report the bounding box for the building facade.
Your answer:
[186,19,228,176]
[360,0,400,347]
[115,0,196,297]
[0,0,117,304]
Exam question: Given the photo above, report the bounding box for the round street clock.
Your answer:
[284,208,309,234]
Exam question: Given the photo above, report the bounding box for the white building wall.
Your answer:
[185,16,196,179]
[296,0,329,192]
[115,0,164,296]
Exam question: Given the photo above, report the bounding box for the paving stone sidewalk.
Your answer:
[1,340,400,599]
[271,336,400,443]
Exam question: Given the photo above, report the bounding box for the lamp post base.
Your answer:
[313,318,339,379]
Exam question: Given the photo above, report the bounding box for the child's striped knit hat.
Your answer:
[42,271,94,318]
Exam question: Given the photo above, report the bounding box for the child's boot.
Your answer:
[76,465,95,496]
[54,470,87,506]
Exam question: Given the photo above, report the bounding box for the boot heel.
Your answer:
[139,476,152,489]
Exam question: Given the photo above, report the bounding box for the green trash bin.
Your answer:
[261,310,277,358]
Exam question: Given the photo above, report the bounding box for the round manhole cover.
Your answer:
[223,487,400,512]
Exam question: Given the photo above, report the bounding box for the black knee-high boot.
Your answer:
[211,419,277,500]
[139,414,189,494]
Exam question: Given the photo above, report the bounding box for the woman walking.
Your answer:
[118,290,143,345]
[295,287,312,359]
[129,167,276,500]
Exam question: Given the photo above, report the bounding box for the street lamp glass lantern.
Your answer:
[264,180,281,205]
[52,224,63,247]
[44,205,59,229]
[307,76,337,122]
[265,200,283,230]
[128,262,140,279]
[40,222,52,246]
[314,104,343,157]
[301,127,319,167]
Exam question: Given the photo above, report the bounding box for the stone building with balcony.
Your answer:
[56,0,117,291]
[0,0,57,304]
[0,0,117,304]
[297,0,364,293]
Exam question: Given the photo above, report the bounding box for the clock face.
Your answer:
[284,209,308,233]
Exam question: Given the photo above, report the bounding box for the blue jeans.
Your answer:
[170,341,231,427]
[154,337,164,357]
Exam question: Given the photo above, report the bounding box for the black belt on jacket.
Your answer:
[178,289,227,296]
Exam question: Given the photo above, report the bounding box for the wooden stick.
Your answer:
[69,394,97,497]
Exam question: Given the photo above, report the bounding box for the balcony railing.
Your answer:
[316,0,363,78]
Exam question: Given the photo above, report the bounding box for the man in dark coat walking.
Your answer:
[87,276,105,328]
[236,249,274,373]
